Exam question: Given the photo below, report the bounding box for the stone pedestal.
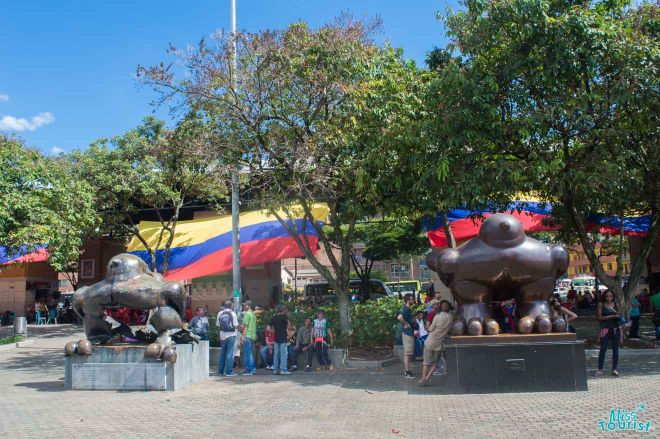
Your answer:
[65,341,209,391]
[436,334,587,394]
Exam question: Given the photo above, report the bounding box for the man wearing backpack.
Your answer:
[217,301,239,377]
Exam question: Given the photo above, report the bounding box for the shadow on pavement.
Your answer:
[0,347,63,372]
[0,324,82,339]
[218,353,660,395]
[14,380,65,392]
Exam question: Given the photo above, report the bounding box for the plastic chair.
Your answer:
[46,309,57,325]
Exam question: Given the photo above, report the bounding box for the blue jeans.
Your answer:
[287,344,297,368]
[273,342,288,373]
[219,336,236,375]
[414,335,426,357]
[598,328,619,371]
[314,340,331,366]
[260,345,273,367]
[243,338,255,373]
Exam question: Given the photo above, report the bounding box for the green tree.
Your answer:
[433,0,659,313]
[0,134,98,287]
[71,117,229,272]
[138,18,430,336]
[350,220,428,292]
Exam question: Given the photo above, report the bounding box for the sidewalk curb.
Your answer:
[585,348,659,357]
[0,338,34,352]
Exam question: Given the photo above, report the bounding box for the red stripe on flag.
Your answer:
[427,212,557,249]
[2,248,50,265]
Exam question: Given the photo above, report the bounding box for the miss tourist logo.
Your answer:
[598,403,652,433]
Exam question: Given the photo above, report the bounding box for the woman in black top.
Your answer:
[595,290,622,377]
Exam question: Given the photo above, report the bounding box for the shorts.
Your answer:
[402,334,415,356]
[422,349,442,366]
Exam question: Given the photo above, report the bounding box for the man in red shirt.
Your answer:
[426,300,439,326]
[259,325,275,369]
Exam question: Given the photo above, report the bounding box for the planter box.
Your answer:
[210,346,347,370]
[345,356,398,369]
[393,344,404,362]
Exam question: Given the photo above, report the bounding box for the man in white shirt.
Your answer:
[216,300,239,377]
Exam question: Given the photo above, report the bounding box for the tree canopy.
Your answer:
[0,134,98,286]
[431,0,659,311]
[138,17,430,335]
[71,117,229,272]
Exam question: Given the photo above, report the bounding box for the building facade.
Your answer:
[0,261,58,317]
[566,244,632,278]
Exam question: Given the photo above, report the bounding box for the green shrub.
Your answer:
[207,317,220,347]
[206,299,423,349]
[0,335,23,345]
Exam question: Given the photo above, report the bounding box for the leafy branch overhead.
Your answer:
[138,16,429,334]
[0,134,98,287]
[430,0,659,312]
[70,116,231,272]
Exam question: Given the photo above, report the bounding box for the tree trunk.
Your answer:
[334,284,352,346]
[441,211,457,248]
[566,201,659,318]
[350,253,373,299]
[268,203,355,342]
[622,209,660,315]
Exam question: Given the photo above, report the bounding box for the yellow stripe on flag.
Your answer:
[126,204,329,252]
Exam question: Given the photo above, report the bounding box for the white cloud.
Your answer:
[50,146,64,155]
[0,94,8,102]
[0,112,55,132]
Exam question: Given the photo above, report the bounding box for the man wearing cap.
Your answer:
[240,300,257,375]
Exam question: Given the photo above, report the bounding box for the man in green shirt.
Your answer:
[240,300,257,375]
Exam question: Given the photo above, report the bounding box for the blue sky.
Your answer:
[0,1,454,154]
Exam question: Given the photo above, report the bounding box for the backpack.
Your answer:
[218,310,234,332]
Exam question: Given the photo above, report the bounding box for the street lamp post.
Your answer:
[230,0,241,313]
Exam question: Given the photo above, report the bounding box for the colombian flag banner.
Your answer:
[0,245,49,265]
[128,205,329,281]
[425,201,651,249]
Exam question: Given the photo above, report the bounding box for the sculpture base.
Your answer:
[65,341,209,391]
[436,335,587,393]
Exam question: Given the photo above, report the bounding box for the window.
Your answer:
[390,264,409,277]
[607,263,613,271]
[58,279,68,288]
[80,259,95,279]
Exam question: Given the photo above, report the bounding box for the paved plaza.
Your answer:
[1,325,658,438]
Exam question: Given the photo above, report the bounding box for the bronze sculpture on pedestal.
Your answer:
[427,213,569,336]
[64,253,196,362]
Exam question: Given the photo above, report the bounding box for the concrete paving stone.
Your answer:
[0,325,658,438]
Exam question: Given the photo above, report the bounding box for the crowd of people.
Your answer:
[187,300,335,377]
[27,299,77,325]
